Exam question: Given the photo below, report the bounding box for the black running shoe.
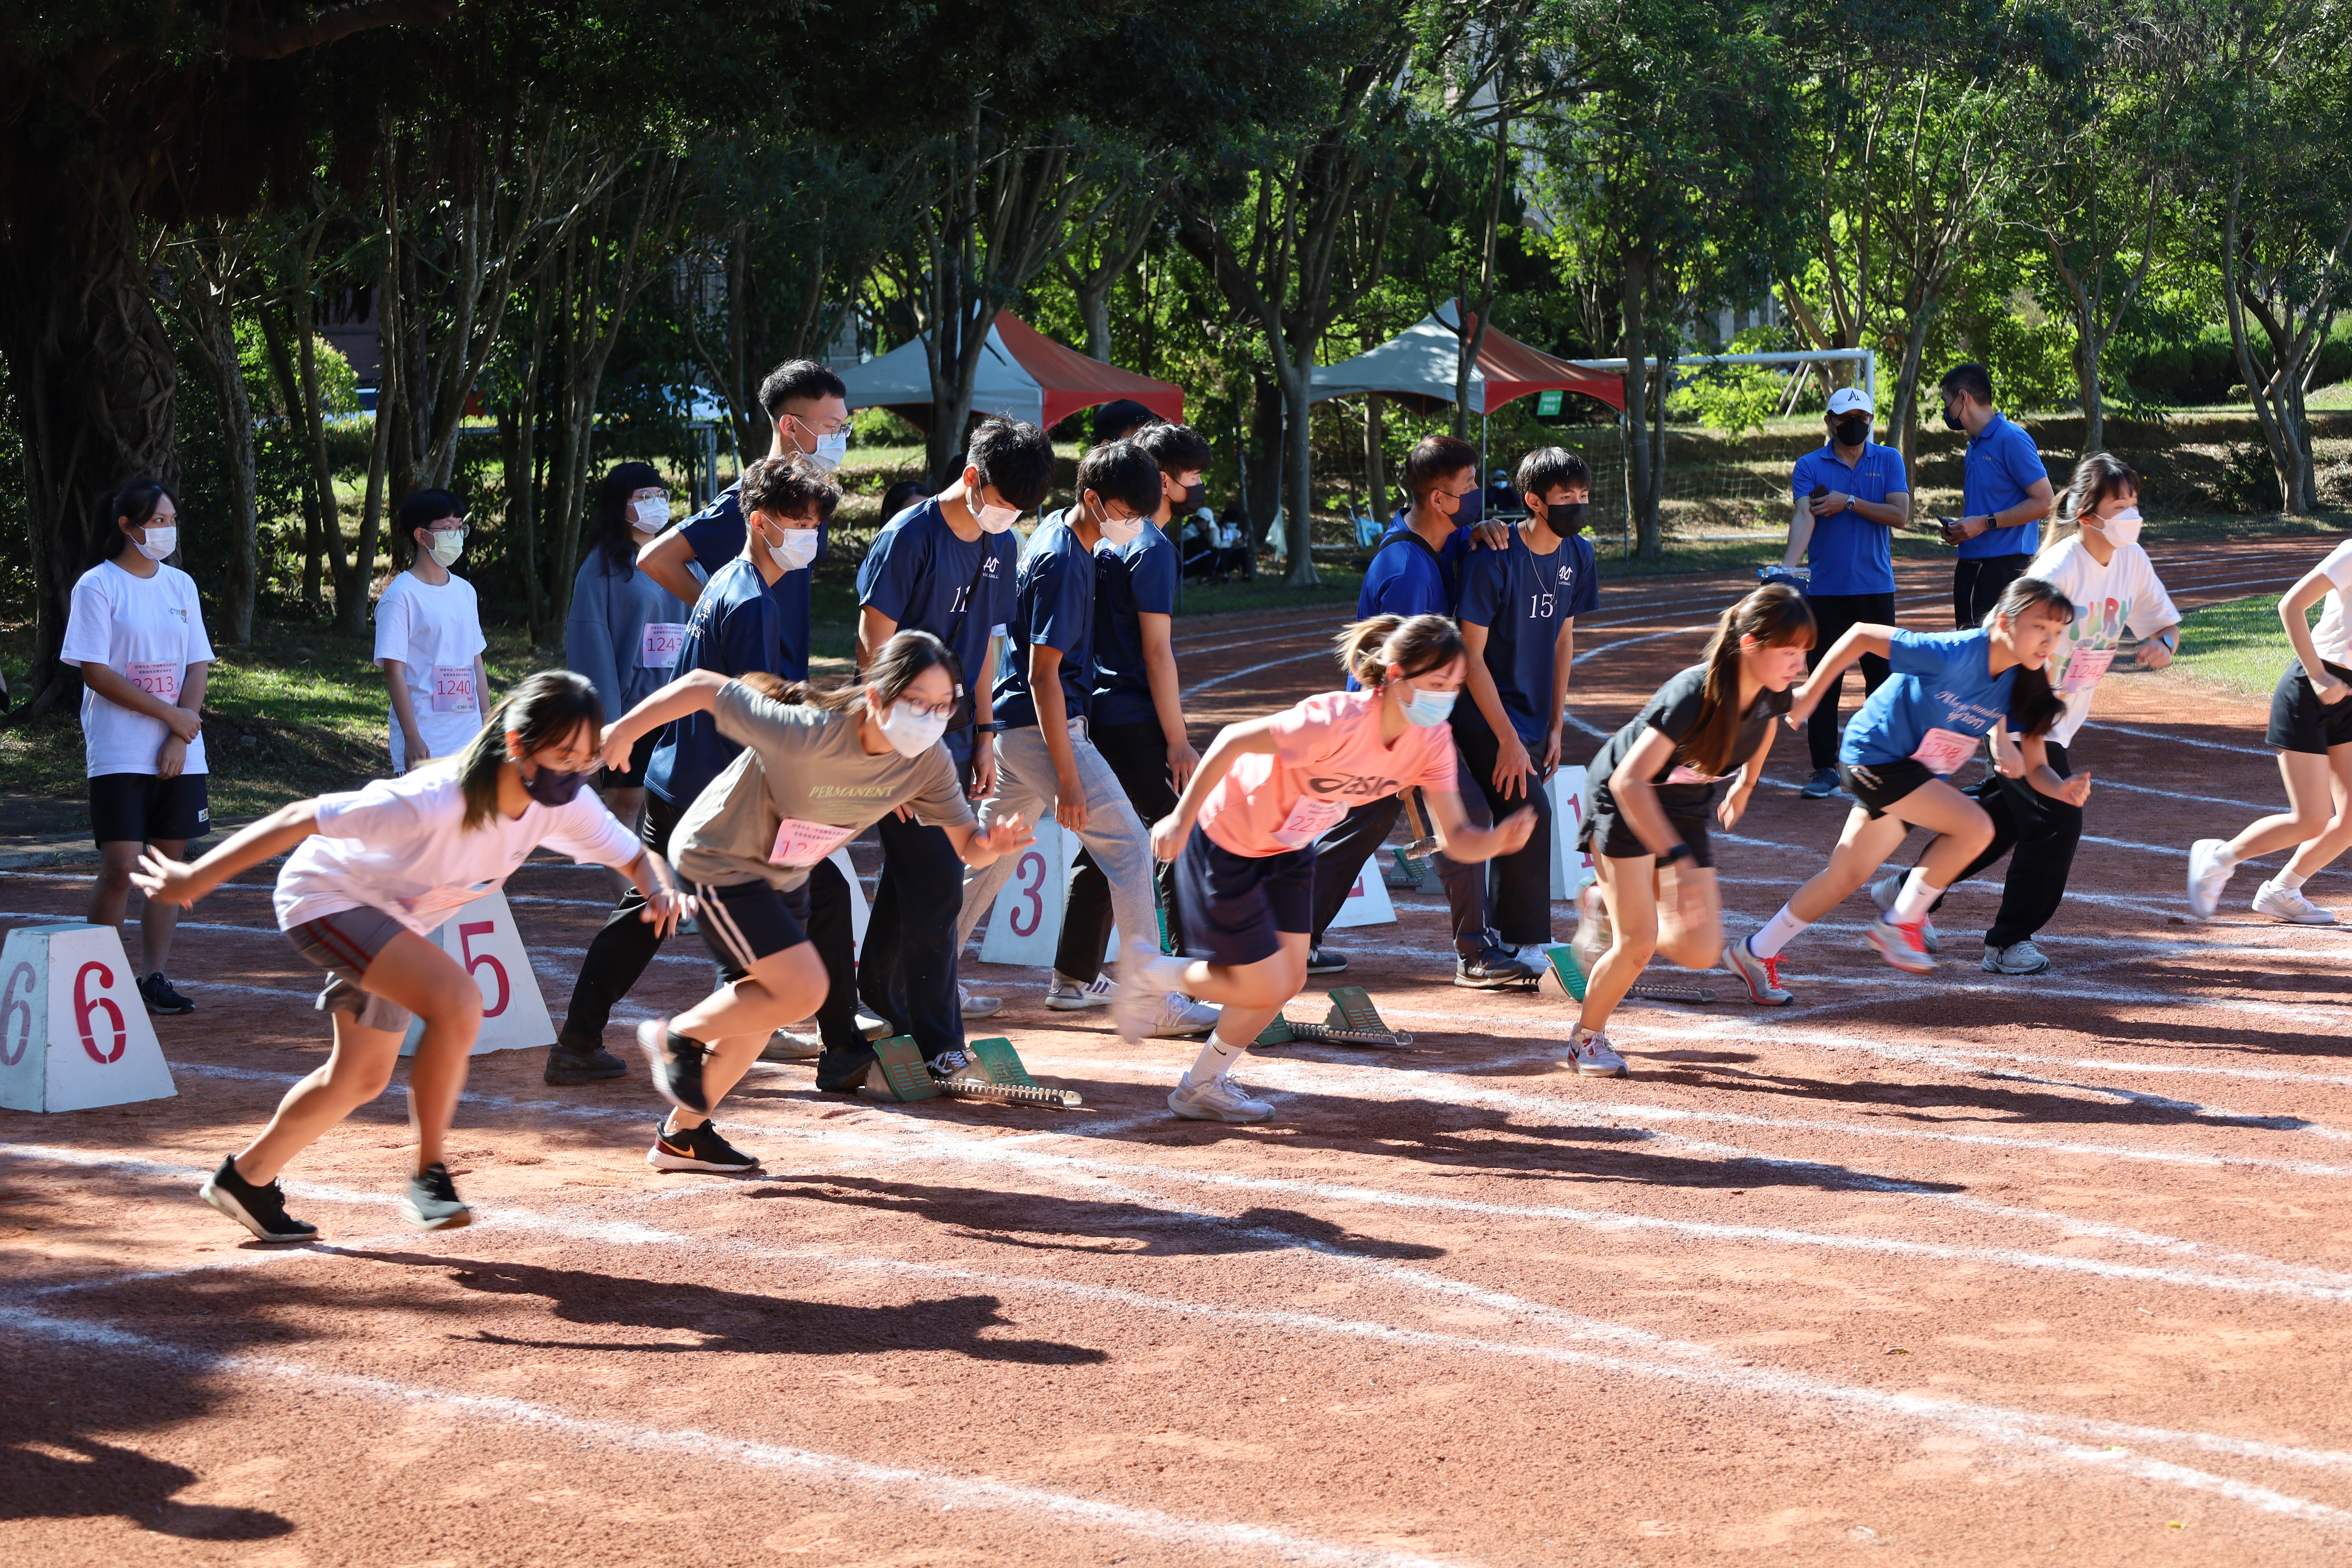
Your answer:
[402,1162,471,1230]
[198,1156,317,1242]
[645,1120,761,1173]
[1798,766,1842,799]
[926,1047,973,1081]
[636,1017,710,1113]
[543,1041,629,1086]
[139,972,195,1015]
[1305,945,1349,975]
[1453,946,1540,989]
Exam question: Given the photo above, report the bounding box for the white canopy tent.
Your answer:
[838,324,1043,428]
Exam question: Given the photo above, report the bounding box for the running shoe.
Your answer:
[198,1156,317,1242]
[543,1041,629,1085]
[402,1163,471,1231]
[761,1029,823,1061]
[1454,945,1540,988]
[2187,837,2237,919]
[1723,935,1793,1005]
[1167,1074,1275,1123]
[1798,767,1842,799]
[1305,945,1349,975]
[1046,974,1116,1011]
[1982,940,2052,975]
[1111,939,1170,1046]
[1867,872,1940,954]
[1150,992,1220,1038]
[636,1017,711,1114]
[1864,915,1935,975]
[959,984,1003,1019]
[138,972,194,1015]
[854,1011,892,1042]
[2252,879,2338,925]
[1560,1029,1628,1078]
[646,1120,761,1172]
[926,1047,974,1081]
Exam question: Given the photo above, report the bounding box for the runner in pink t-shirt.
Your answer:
[1115,613,1536,1123]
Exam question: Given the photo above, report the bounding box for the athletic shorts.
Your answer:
[600,729,661,790]
[285,904,413,1033]
[2266,659,2352,755]
[89,771,208,846]
[692,879,811,982]
[1578,805,1716,869]
[1839,758,1939,820]
[1173,824,1315,968]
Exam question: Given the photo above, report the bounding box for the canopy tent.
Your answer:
[839,311,1183,432]
[1309,300,1625,416]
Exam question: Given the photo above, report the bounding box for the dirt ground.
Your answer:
[7,535,2352,1567]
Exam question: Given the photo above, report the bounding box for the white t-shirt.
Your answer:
[2305,540,2352,670]
[374,571,488,770]
[59,558,215,778]
[2024,532,2181,747]
[274,760,640,938]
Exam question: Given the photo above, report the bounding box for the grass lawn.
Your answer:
[2167,592,2298,702]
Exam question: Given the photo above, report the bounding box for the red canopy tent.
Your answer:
[838,311,1183,431]
[1309,301,1624,415]
[991,312,1184,428]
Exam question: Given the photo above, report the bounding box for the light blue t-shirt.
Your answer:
[1959,413,2047,561]
[1790,441,1907,596]
[1840,628,2018,773]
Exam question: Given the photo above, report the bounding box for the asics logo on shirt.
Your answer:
[1304,773,1403,798]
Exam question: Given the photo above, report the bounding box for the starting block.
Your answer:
[0,923,178,1113]
[400,890,555,1056]
[1537,943,1715,1006]
[1383,845,1430,890]
[1254,985,1415,1049]
[864,1035,1081,1108]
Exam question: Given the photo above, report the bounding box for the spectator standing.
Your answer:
[1937,362,2053,629]
[375,489,488,776]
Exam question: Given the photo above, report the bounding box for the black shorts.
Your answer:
[1174,824,1315,968]
[2266,660,2352,754]
[600,729,662,790]
[89,772,209,845]
[691,879,811,982]
[1839,758,1939,820]
[1578,805,1716,869]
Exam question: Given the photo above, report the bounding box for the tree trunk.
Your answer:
[1888,307,1936,488]
[335,239,400,635]
[1362,393,1387,528]
[1620,249,1660,561]
[1277,348,1317,588]
[192,287,259,643]
[254,299,330,614]
[1243,371,1283,550]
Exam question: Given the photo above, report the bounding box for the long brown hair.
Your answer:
[1678,584,1816,777]
[743,629,962,719]
[1335,613,1464,689]
[458,671,602,830]
[1992,576,2076,739]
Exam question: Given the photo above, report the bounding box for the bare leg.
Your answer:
[1161,933,1312,1050]
[1652,862,1724,970]
[668,943,827,1129]
[138,836,186,975]
[89,841,141,944]
[2281,749,2352,880]
[1786,782,1991,923]
[1577,856,1659,1036]
[233,1013,404,1185]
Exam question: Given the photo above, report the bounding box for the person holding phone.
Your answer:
[1933,363,2054,631]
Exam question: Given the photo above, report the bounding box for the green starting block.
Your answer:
[1383,845,1429,889]
[864,1035,942,1102]
[1254,986,1414,1049]
[864,1034,1081,1108]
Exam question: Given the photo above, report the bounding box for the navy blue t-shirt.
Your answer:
[856,498,1017,729]
[992,512,1099,730]
[1091,518,1177,729]
[675,481,825,680]
[1452,527,1600,743]
[644,556,782,806]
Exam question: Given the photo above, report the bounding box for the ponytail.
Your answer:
[1990,576,2076,740]
[1679,583,1816,776]
[1334,613,1464,689]
[458,671,603,830]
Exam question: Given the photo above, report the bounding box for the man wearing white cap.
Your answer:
[1783,386,1911,799]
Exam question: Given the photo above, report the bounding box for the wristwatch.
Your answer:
[1660,843,1694,866]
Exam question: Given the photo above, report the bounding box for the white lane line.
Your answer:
[2,1306,1467,1568]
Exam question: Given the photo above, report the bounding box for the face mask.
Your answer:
[1094,504,1145,548]
[1396,683,1457,728]
[1834,415,1871,447]
[1182,480,1206,511]
[2091,505,2142,548]
[134,526,177,561]
[628,497,668,530]
[1544,502,1588,534]
[877,699,949,758]
[520,763,589,807]
[1942,404,1967,432]
[772,528,819,573]
[427,529,466,567]
[974,498,1020,533]
[807,432,849,473]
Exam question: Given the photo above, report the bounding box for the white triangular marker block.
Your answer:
[0,923,177,1112]
[400,890,555,1056]
[1326,859,1398,929]
[1549,764,1596,899]
[828,848,871,957]
[979,818,1078,966]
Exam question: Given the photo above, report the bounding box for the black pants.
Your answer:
[1433,720,1553,951]
[560,792,713,1049]
[802,857,873,1090]
[1954,553,2031,630]
[857,739,974,1060]
[1803,591,1896,770]
[1056,718,1183,978]
[1932,740,2081,948]
[1307,795,1403,945]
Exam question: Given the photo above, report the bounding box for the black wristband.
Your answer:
[1659,842,1694,866]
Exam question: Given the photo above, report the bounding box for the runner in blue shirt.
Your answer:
[1784,387,1911,799]
[1724,576,2087,1001]
[1934,362,2054,629]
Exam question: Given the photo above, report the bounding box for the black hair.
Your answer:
[1938,362,1994,407]
[753,629,962,721]
[591,462,665,574]
[1134,421,1212,477]
[394,488,464,568]
[739,453,841,528]
[880,479,934,521]
[96,477,176,565]
[1514,446,1591,501]
[1682,584,1816,777]
[1404,435,1479,502]
[457,671,603,831]
[2060,451,2141,530]
[1077,440,1165,519]
[1991,576,2076,740]
[966,418,1056,513]
[757,358,848,424]
[1091,399,1159,443]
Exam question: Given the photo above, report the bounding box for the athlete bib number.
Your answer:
[124,662,179,704]
[769,818,860,868]
[1910,727,1981,775]
[2060,647,2115,694]
[430,665,478,714]
[1272,797,1348,850]
[400,880,497,919]
[640,622,688,669]
[1664,764,1721,785]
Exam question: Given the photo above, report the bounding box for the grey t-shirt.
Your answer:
[672,680,973,891]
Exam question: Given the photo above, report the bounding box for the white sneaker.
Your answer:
[761,1028,823,1061]
[2187,838,2237,919]
[855,1011,892,1042]
[2252,879,2338,925]
[1167,1073,1274,1123]
[1112,939,1169,1045]
[1981,940,2052,975]
[959,984,1003,1019]
[1868,872,1939,954]
[1045,974,1116,1011]
[1150,992,1220,1037]
[1560,1029,1627,1077]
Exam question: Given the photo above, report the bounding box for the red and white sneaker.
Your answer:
[1723,935,1792,1005]
[1865,915,1935,975]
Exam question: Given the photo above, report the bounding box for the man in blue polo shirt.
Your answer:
[1785,386,1913,799]
[1937,361,2053,629]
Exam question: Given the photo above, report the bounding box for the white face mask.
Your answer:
[2091,505,2142,548]
[877,698,950,758]
[772,528,819,573]
[974,497,1020,533]
[628,496,668,530]
[134,526,177,562]
[807,432,849,473]
[1397,683,1457,728]
[1094,504,1145,548]
[426,529,466,567]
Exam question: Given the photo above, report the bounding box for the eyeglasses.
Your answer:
[788,413,853,438]
[892,694,959,720]
[428,519,468,534]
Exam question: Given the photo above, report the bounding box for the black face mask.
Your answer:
[1942,404,1968,432]
[1544,501,1589,534]
[1834,415,1870,447]
[1182,480,1205,510]
[521,763,590,807]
